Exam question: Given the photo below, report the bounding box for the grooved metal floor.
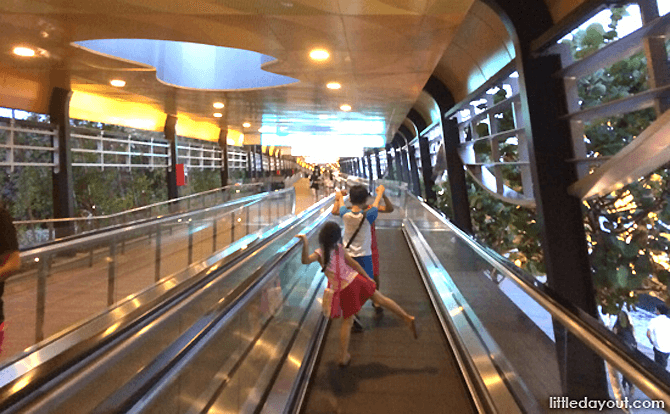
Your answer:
[300,227,475,414]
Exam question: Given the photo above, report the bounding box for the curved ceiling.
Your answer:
[431,0,514,103]
[0,0,593,149]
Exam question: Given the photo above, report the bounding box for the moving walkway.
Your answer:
[2,186,669,413]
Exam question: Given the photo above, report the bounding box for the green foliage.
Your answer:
[571,8,670,314]
[433,181,454,220]
[73,167,167,215]
[585,171,670,314]
[433,176,544,275]
[184,168,220,195]
[1,167,52,221]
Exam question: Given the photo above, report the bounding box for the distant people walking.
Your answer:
[647,304,670,369]
[309,169,321,201]
[0,202,21,356]
[613,310,637,395]
[296,222,417,366]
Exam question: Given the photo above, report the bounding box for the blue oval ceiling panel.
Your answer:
[76,39,298,90]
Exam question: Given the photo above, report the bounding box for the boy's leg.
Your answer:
[352,315,364,332]
[372,255,383,313]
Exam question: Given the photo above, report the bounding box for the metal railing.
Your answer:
[5,188,295,357]
[14,182,264,248]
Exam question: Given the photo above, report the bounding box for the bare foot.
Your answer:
[408,317,418,339]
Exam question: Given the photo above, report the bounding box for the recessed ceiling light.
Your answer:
[243,122,251,128]
[213,113,223,118]
[340,104,351,111]
[13,46,35,57]
[213,102,224,109]
[327,82,341,90]
[110,79,126,87]
[309,49,330,61]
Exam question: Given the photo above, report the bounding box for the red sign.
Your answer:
[176,164,186,186]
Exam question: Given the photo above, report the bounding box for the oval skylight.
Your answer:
[75,39,298,90]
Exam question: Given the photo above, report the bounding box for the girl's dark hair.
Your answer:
[318,221,341,272]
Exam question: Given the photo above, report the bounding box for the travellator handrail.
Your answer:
[406,191,670,408]
[19,188,292,261]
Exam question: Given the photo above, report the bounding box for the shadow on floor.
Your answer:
[326,361,439,396]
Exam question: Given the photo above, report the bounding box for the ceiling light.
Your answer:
[110,79,126,87]
[213,113,223,118]
[340,104,351,111]
[213,102,224,109]
[13,46,36,57]
[243,122,251,128]
[327,82,341,90]
[309,49,330,61]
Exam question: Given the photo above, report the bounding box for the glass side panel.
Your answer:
[12,202,332,413]
[138,228,326,414]
[2,190,294,364]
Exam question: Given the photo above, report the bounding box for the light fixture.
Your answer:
[213,113,223,118]
[243,122,251,128]
[340,104,351,111]
[110,79,126,87]
[213,102,224,109]
[326,82,341,90]
[309,49,330,61]
[13,46,36,57]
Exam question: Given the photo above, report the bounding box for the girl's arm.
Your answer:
[344,250,370,279]
[296,235,320,264]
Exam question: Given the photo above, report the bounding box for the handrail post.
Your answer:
[212,218,217,253]
[35,255,51,342]
[107,238,117,306]
[246,205,250,235]
[188,220,194,264]
[230,211,235,242]
[155,223,161,282]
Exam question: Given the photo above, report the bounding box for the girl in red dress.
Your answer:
[296,221,417,366]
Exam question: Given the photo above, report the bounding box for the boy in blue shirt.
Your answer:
[335,184,384,280]
[333,184,385,331]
